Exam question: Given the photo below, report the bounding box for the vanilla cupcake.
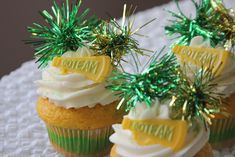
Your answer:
[172,36,235,148]
[110,101,214,157]
[107,46,225,156]
[165,0,235,148]
[35,47,125,157]
[106,52,216,157]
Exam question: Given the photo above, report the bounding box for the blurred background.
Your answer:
[0,0,173,78]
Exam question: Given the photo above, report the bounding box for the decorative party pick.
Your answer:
[91,4,155,67]
[107,51,179,111]
[26,0,99,67]
[52,56,111,83]
[172,45,230,76]
[165,0,234,51]
[122,117,187,151]
[169,66,224,126]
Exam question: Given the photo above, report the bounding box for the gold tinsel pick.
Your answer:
[169,65,224,126]
[91,4,155,67]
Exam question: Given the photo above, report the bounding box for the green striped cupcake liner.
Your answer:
[46,125,114,157]
[209,117,235,143]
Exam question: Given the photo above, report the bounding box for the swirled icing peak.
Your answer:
[36,47,118,109]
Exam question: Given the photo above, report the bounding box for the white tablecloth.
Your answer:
[1,0,235,156]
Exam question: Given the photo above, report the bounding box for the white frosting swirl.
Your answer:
[110,101,209,157]
[36,47,118,109]
[189,36,235,97]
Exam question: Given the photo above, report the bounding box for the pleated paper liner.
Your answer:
[46,124,113,157]
[209,117,235,149]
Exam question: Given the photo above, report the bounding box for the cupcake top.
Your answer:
[36,47,118,108]
[27,1,154,109]
[173,36,235,97]
[165,0,234,98]
[110,101,209,157]
[165,0,234,51]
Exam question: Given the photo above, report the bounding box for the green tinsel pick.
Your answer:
[165,0,234,51]
[107,52,179,111]
[26,0,100,67]
[169,66,223,125]
[91,4,155,67]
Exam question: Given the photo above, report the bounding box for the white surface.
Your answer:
[1,0,235,156]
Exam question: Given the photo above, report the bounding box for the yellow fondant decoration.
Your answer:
[52,56,112,83]
[172,45,230,75]
[122,117,187,151]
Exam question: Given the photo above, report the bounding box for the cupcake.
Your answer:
[27,0,153,156]
[110,102,213,157]
[165,0,235,148]
[36,48,124,157]
[172,36,235,148]
[171,36,235,148]
[107,50,218,157]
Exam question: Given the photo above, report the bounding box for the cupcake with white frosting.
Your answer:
[165,0,235,148]
[107,50,223,157]
[172,36,235,148]
[36,47,124,157]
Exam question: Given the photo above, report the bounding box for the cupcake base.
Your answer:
[37,97,125,130]
[51,141,111,157]
[46,125,113,157]
[37,98,125,157]
[110,143,214,157]
[209,93,235,148]
[211,137,235,150]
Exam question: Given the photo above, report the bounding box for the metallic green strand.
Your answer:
[107,52,179,111]
[91,5,155,67]
[26,0,100,67]
[165,0,234,51]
